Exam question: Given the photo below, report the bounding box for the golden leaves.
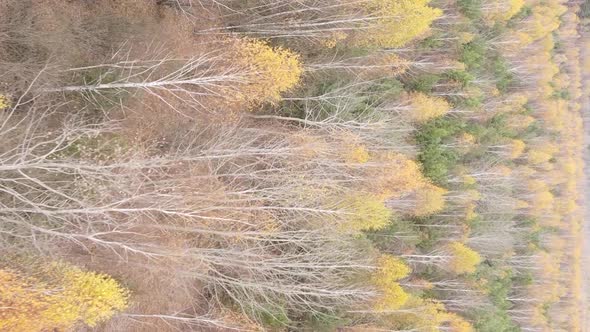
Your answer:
[407,92,451,123]
[0,94,10,110]
[372,255,411,311]
[447,242,482,274]
[0,263,129,331]
[237,39,303,105]
[359,0,442,48]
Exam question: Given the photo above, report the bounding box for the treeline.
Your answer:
[0,0,586,331]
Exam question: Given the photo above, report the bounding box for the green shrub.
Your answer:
[405,74,441,93]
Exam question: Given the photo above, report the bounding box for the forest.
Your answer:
[0,0,588,331]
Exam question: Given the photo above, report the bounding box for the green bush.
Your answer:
[471,309,520,332]
[415,118,464,184]
[405,74,441,93]
[492,58,514,93]
[460,39,486,70]
[444,70,474,88]
[457,0,483,19]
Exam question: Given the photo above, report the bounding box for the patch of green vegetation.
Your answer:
[457,0,483,20]
[405,74,441,93]
[414,216,451,251]
[415,118,464,185]
[492,58,514,93]
[366,217,420,251]
[300,312,351,332]
[419,35,445,50]
[444,70,474,88]
[460,39,486,70]
[257,306,292,329]
[471,308,520,332]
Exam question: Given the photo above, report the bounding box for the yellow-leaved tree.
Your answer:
[483,0,525,22]
[372,255,411,311]
[527,148,554,164]
[368,152,427,199]
[508,139,526,159]
[343,194,392,231]
[446,242,482,274]
[360,0,443,48]
[410,183,448,217]
[383,296,449,332]
[446,312,475,332]
[237,39,302,104]
[344,144,371,164]
[374,255,411,281]
[407,92,451,123]
[0,262,129,331]
[0,94,9,110]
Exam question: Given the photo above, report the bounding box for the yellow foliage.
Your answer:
[527,150,553,164]
[238,39,302,104]
[527,179,548,192]
[457,133,476,148]
[0,263,128,331]
[496,93,528,113]
[446,312,475,332]
[371,255,412,311]
[408,92,451,123]
[458,32,475,44]
[505,0,525,20]
[523,4,566,41]
[48,263,129,327]
[515,199,530,210]
[0,269,48,331]
[509,139,526,159]
[373,282,409,311]
[556,199,577,215]
[345,145,370,163]
[0,94,9,110]
[343,194,392,231]
[531,191,554,211]
[516,165,535,177]
[359,0,442,48]
[322,31,348,49]
[508,115,535,131]
[483,0,525,22]
[447,242,481,274]
[411,183,447,217]
[462,175,476,185]
[374,255,411,282]
[369,153,426,199]
[383,296,448,332]
[465,189,481,202]
[562,159,577,175]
